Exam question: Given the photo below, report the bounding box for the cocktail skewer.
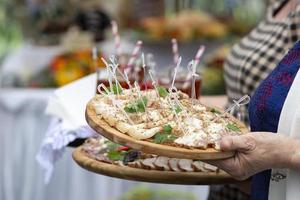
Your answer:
[141,53,147,90]
[224,95,251,114]
[171,38,179,67]
[127,40,143,70]
[111,21,121,57]
[171,56,182,90]
[194,45,205,69]
[101,57,113,92]
[213,95,251,122]
[109,55,132,89]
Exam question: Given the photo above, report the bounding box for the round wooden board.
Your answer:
[73,146,239,185]
[86,98,249,160]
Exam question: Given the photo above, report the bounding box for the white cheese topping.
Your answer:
[174,130,207,147]
[206,123,225,134]
[184,117,203,130]
[94,102,117,115]
[200,113,215,121]
[192,104,206,112]
[94,102,127,121]
[148,110,162,121]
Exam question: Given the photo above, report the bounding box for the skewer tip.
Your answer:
[92,47,97,60]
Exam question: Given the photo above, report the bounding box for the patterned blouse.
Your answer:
[224,0,300,124]
[248,38,300,200]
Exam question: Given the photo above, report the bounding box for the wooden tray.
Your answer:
[86,99,248,160]
[73,146,239,185]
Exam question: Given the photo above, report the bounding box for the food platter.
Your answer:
[73,146,239,185]
[86,97,249,160]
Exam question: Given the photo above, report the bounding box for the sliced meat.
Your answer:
[192,161,205,172]
[154,156,170,171]
[168,158,181,172]
[94,154,113,164]
[178,159,194,172]
[127,160,142,168]
[140,158,157,170]
[203,163,218,172]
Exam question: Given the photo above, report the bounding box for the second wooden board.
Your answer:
[73,146,240,185]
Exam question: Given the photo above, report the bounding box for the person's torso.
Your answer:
[224,1,300,124]
[248,39,300,200]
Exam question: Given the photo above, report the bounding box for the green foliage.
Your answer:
[154,133,177,144]
[163,124,172,134]
[211,108,221,114]
[104,83,123,95]
[226,123,241,132]
[119,186,197,200]
[154,124,176,144]
[201,68,226,95]
[0,0,22,61]
[157,86,168,98]
[175,105,182,114]
[105,140,122,152]
[107,151,128,161]
[124,96,148,113]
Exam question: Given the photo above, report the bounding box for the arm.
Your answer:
[209,132,300,180]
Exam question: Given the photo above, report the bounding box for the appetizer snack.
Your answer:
[82,137,219,173]
[88,85,246,152]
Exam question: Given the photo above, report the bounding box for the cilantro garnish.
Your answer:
[105,140,122,151]
[154,133,178,144]
[175,105,182,114]
[154,124,177,144]
[163,124,172,134]
[226,123,241,132]
[124,96,148,113]
[104,83,123,95]
[107,151,128,161]
[211,108,221,114]
[157,86,168,98]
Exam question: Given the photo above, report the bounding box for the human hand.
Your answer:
[208,132,299,180]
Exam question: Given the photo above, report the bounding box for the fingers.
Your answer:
[207,158,249,180]
[220,135,256,152]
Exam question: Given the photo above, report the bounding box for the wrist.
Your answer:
[288,139,300,170]
[272,136,300,169]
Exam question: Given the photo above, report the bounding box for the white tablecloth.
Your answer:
[0,89,211,200]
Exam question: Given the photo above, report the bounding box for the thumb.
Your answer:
[220,135,256,152]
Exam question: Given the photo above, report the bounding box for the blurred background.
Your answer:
[0,1,268,200]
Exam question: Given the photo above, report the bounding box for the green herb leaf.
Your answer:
[124,104,138,113]
[105,140,122,151]
[211,108,221,114]
[154,125,175,144]
[154,133,177,144]
[112,83,123,94]
[136,96,148,112]
[107,151,125,161]
[103,83,123,95]
[157,86,168,98]
[124,96,148,113]
[226,123,241,132]
[175,105,182,114]
[163,124,172,134]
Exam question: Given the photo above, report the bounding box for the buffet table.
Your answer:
[0,40,229,200]
[0,88,227,200]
